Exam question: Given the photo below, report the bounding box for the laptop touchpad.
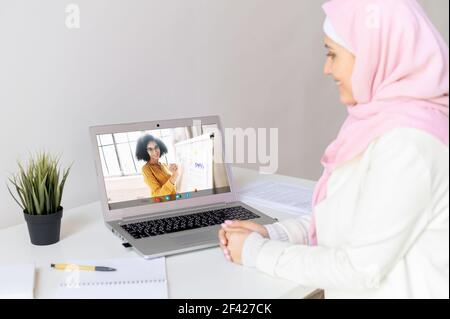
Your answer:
[172,231,217,245]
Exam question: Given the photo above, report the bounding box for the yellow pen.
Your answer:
[51,263,116,272]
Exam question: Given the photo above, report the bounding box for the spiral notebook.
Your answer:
[55,257,168,299]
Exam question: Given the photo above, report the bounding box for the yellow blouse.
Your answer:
[142,162,176,198]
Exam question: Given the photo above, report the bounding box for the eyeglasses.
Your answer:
[147,145,160,152]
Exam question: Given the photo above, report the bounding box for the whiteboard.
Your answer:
[174,133,213,193]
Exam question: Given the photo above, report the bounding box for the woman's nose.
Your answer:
[323,60,332,76]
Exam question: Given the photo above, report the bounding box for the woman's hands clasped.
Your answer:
[218,220,269,264]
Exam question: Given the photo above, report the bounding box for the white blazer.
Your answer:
[242,128,449,299]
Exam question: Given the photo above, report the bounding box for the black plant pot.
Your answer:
[23,207,63,246]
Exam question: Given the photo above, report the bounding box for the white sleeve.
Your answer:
[265,223,289,242]
[253,134,432,291]
[265,216,311,244]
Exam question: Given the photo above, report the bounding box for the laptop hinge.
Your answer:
[120,202,229,223]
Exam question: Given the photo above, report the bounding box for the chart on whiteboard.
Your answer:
[174,133,214,193]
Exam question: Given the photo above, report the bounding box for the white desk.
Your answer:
[0,167,317,299]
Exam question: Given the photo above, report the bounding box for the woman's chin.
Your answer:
[339,94,357,106]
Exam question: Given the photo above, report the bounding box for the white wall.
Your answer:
[0,0,448,229]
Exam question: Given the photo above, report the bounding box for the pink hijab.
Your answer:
[309,0,449,246]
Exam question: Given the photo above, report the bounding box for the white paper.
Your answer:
[0,263,35,299]
[239,181,314,216]
[175,133,214,193]
[56,257,168,299]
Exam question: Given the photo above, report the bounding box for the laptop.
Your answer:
[89,116,277,259]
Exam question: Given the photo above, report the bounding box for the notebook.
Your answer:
[55,257,168,299]
[0,263,35,299]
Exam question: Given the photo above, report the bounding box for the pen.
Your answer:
[51,263,116,272]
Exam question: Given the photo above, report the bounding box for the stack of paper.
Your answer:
[0,263,35,299]
[238,181,314,216]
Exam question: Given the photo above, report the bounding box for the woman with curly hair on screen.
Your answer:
[136,134,178,198]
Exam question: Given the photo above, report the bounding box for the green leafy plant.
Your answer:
[7,152,72,215]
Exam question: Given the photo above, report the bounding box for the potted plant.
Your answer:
[7,152,71,245]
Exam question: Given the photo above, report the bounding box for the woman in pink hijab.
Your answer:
[219,0,449,299]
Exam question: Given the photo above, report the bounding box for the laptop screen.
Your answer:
[95,123,231,210]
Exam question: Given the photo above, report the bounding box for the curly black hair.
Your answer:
[135,134,168,162]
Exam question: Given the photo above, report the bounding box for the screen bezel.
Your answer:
[89,116,236,222]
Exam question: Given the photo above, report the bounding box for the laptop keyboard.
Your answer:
[121,206,260,239]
